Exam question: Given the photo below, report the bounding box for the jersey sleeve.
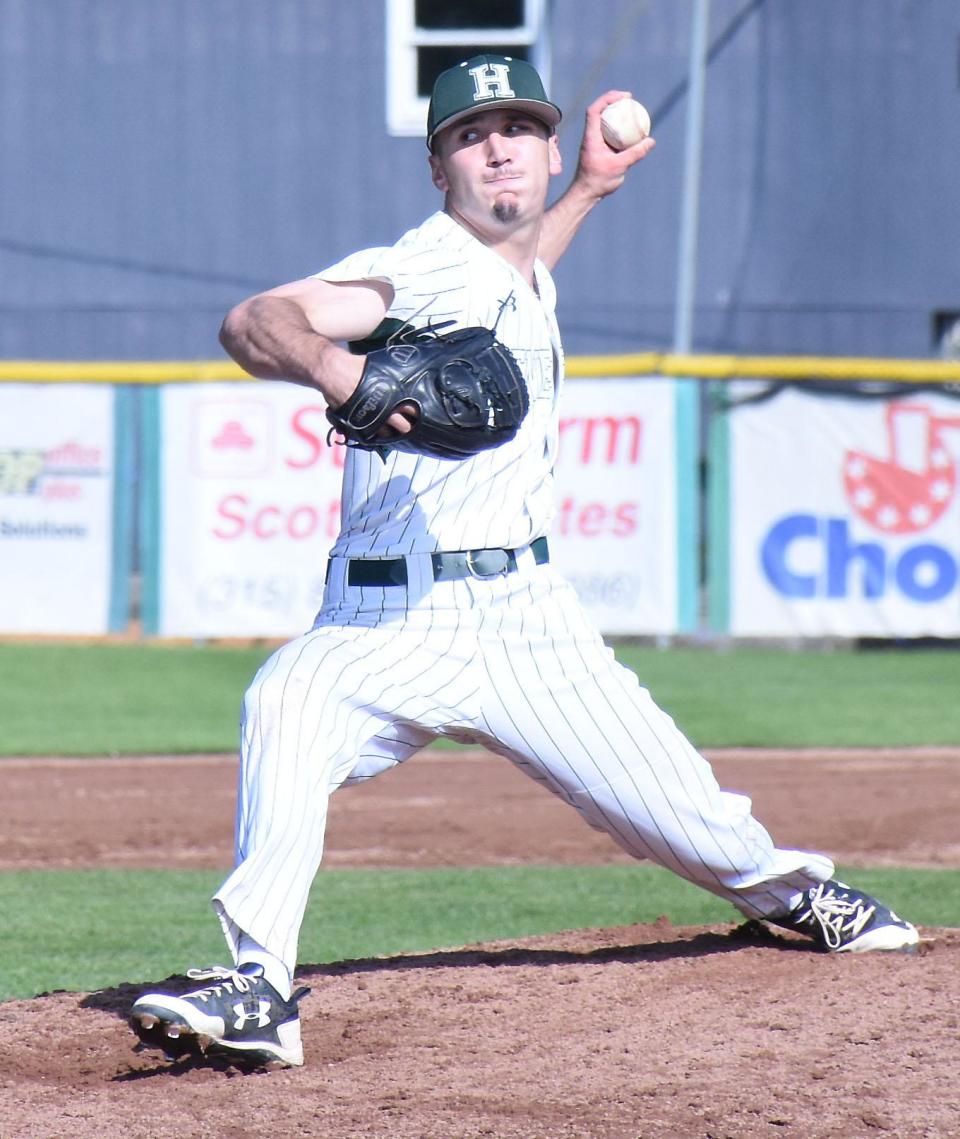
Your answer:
[312,217,464,328]
[314,247,394,288]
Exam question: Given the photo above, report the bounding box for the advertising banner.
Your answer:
[0,384,117,634]
[156,384,342,638]
[551,378,681,634]
[726,387,960,637]
[155,378,686,638]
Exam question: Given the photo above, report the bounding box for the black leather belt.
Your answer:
[340,536,549,587]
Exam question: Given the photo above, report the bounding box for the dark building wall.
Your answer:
[549,0,960,358]
[1,0,957,361]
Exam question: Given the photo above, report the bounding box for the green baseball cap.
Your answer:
[426,53,562,151]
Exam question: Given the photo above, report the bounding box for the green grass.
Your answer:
[2,643,953,1004]
[1,864,955,1001]
[0,642,269,755]
[0,641,958,755]
[614,642,960,748]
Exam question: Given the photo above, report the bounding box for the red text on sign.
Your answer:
[557,416,643,465]
[556,498,638,537]
[214,493,341,541]
[285,406,346,470]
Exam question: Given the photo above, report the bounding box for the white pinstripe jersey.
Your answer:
[316,211,563,557]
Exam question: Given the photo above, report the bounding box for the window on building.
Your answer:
[386,0,549,137]
[933,311,960,361]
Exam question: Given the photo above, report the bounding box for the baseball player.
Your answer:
[130,55,918,1070]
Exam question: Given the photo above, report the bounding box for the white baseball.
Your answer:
[600,98,652,151]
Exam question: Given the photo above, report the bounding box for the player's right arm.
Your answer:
[538,91,655,271]
[219,277,392,411]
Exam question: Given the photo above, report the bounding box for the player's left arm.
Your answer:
[537,91,655,271]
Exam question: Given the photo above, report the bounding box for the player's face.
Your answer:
[429,109,562,233]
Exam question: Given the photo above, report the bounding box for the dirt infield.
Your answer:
[2,748,959,1138]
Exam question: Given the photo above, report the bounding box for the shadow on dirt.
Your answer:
[79,920,807,1024]
[303,919,809,978]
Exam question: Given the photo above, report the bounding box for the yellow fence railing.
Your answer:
[1,355,960,384]
[567,353,960,383]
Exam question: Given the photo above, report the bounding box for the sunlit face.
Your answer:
[429,108,562,235]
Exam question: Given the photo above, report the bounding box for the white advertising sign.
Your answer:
[158,379,681,638]
[729,388,960,636]
[159,385,343,637]
[553,378,679,634]
[0,384,115,634]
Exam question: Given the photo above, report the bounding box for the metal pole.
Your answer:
[673,0,711,354]
[672,0,712,640]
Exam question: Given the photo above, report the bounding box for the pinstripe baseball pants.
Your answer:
[214,545,834,973]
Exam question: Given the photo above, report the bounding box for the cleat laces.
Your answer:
[804,883,876,950]
[182,965,257,1003]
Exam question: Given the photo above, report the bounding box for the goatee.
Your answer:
[492,198,519,223]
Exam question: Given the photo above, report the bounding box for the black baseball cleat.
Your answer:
[770,879,919,953]
[130,964,310,1068]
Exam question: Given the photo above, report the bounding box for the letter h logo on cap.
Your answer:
[469,62,516,103]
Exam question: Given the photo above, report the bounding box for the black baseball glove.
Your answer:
[326,323,529,460]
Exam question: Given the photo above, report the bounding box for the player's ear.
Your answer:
[429,154,449,192]
[548,133,562,176]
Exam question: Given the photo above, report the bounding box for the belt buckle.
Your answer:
[466,548,510,579]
